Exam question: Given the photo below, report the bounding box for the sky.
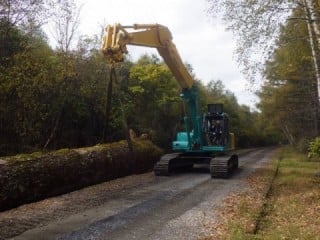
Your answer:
[53,0,259,109]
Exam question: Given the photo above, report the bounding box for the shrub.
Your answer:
[308,137,320,159]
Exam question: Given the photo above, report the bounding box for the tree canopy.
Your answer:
[1,0,298,156]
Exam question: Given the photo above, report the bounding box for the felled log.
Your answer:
[0,139,163,211]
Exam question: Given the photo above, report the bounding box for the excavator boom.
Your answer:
[102,23,193,90]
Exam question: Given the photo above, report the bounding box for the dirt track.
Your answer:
[0,148,276,240]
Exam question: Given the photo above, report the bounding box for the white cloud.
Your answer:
[54,0,259,109]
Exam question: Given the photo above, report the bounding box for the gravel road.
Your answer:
[1,148,276,240]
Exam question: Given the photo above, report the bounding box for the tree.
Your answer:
[207,0,320,138]
[258,8,318,145]
[0,0,52,66]
[42,0,82,149]
[47,0,81,52]
[207,1,319,98]
[304,0,320,103]
[0,0,51,27]
[0,20,25,66]
[207,0,293,83]
[126,55,181,148]
[0,28,60,154]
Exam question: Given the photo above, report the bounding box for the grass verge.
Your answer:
[204,147,320,240]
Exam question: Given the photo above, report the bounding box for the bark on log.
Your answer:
[0,139,163,211]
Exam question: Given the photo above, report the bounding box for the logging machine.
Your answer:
[101,23,238,177]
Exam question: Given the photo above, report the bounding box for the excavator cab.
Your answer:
[173,103,234,153]
[204,104,230,147]
[202,104,235,152]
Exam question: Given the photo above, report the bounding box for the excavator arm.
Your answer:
[101,23,194,90]
[102,23,202,150]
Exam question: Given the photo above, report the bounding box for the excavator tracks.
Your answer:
[154,153,181,176]
[210,155,238,178]
[154,153,239,178]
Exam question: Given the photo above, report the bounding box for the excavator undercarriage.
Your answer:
[154,152,238,178]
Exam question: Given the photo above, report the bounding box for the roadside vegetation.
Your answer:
[207,147,320,240]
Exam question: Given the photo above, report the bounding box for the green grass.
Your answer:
[227,147,320,240]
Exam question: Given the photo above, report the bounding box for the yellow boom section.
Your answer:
[101,23,194,90]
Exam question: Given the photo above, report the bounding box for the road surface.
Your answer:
[0,148,276,240]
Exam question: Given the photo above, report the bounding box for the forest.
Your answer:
[0,0,319,157]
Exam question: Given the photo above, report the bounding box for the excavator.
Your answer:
[101,23,238,178]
